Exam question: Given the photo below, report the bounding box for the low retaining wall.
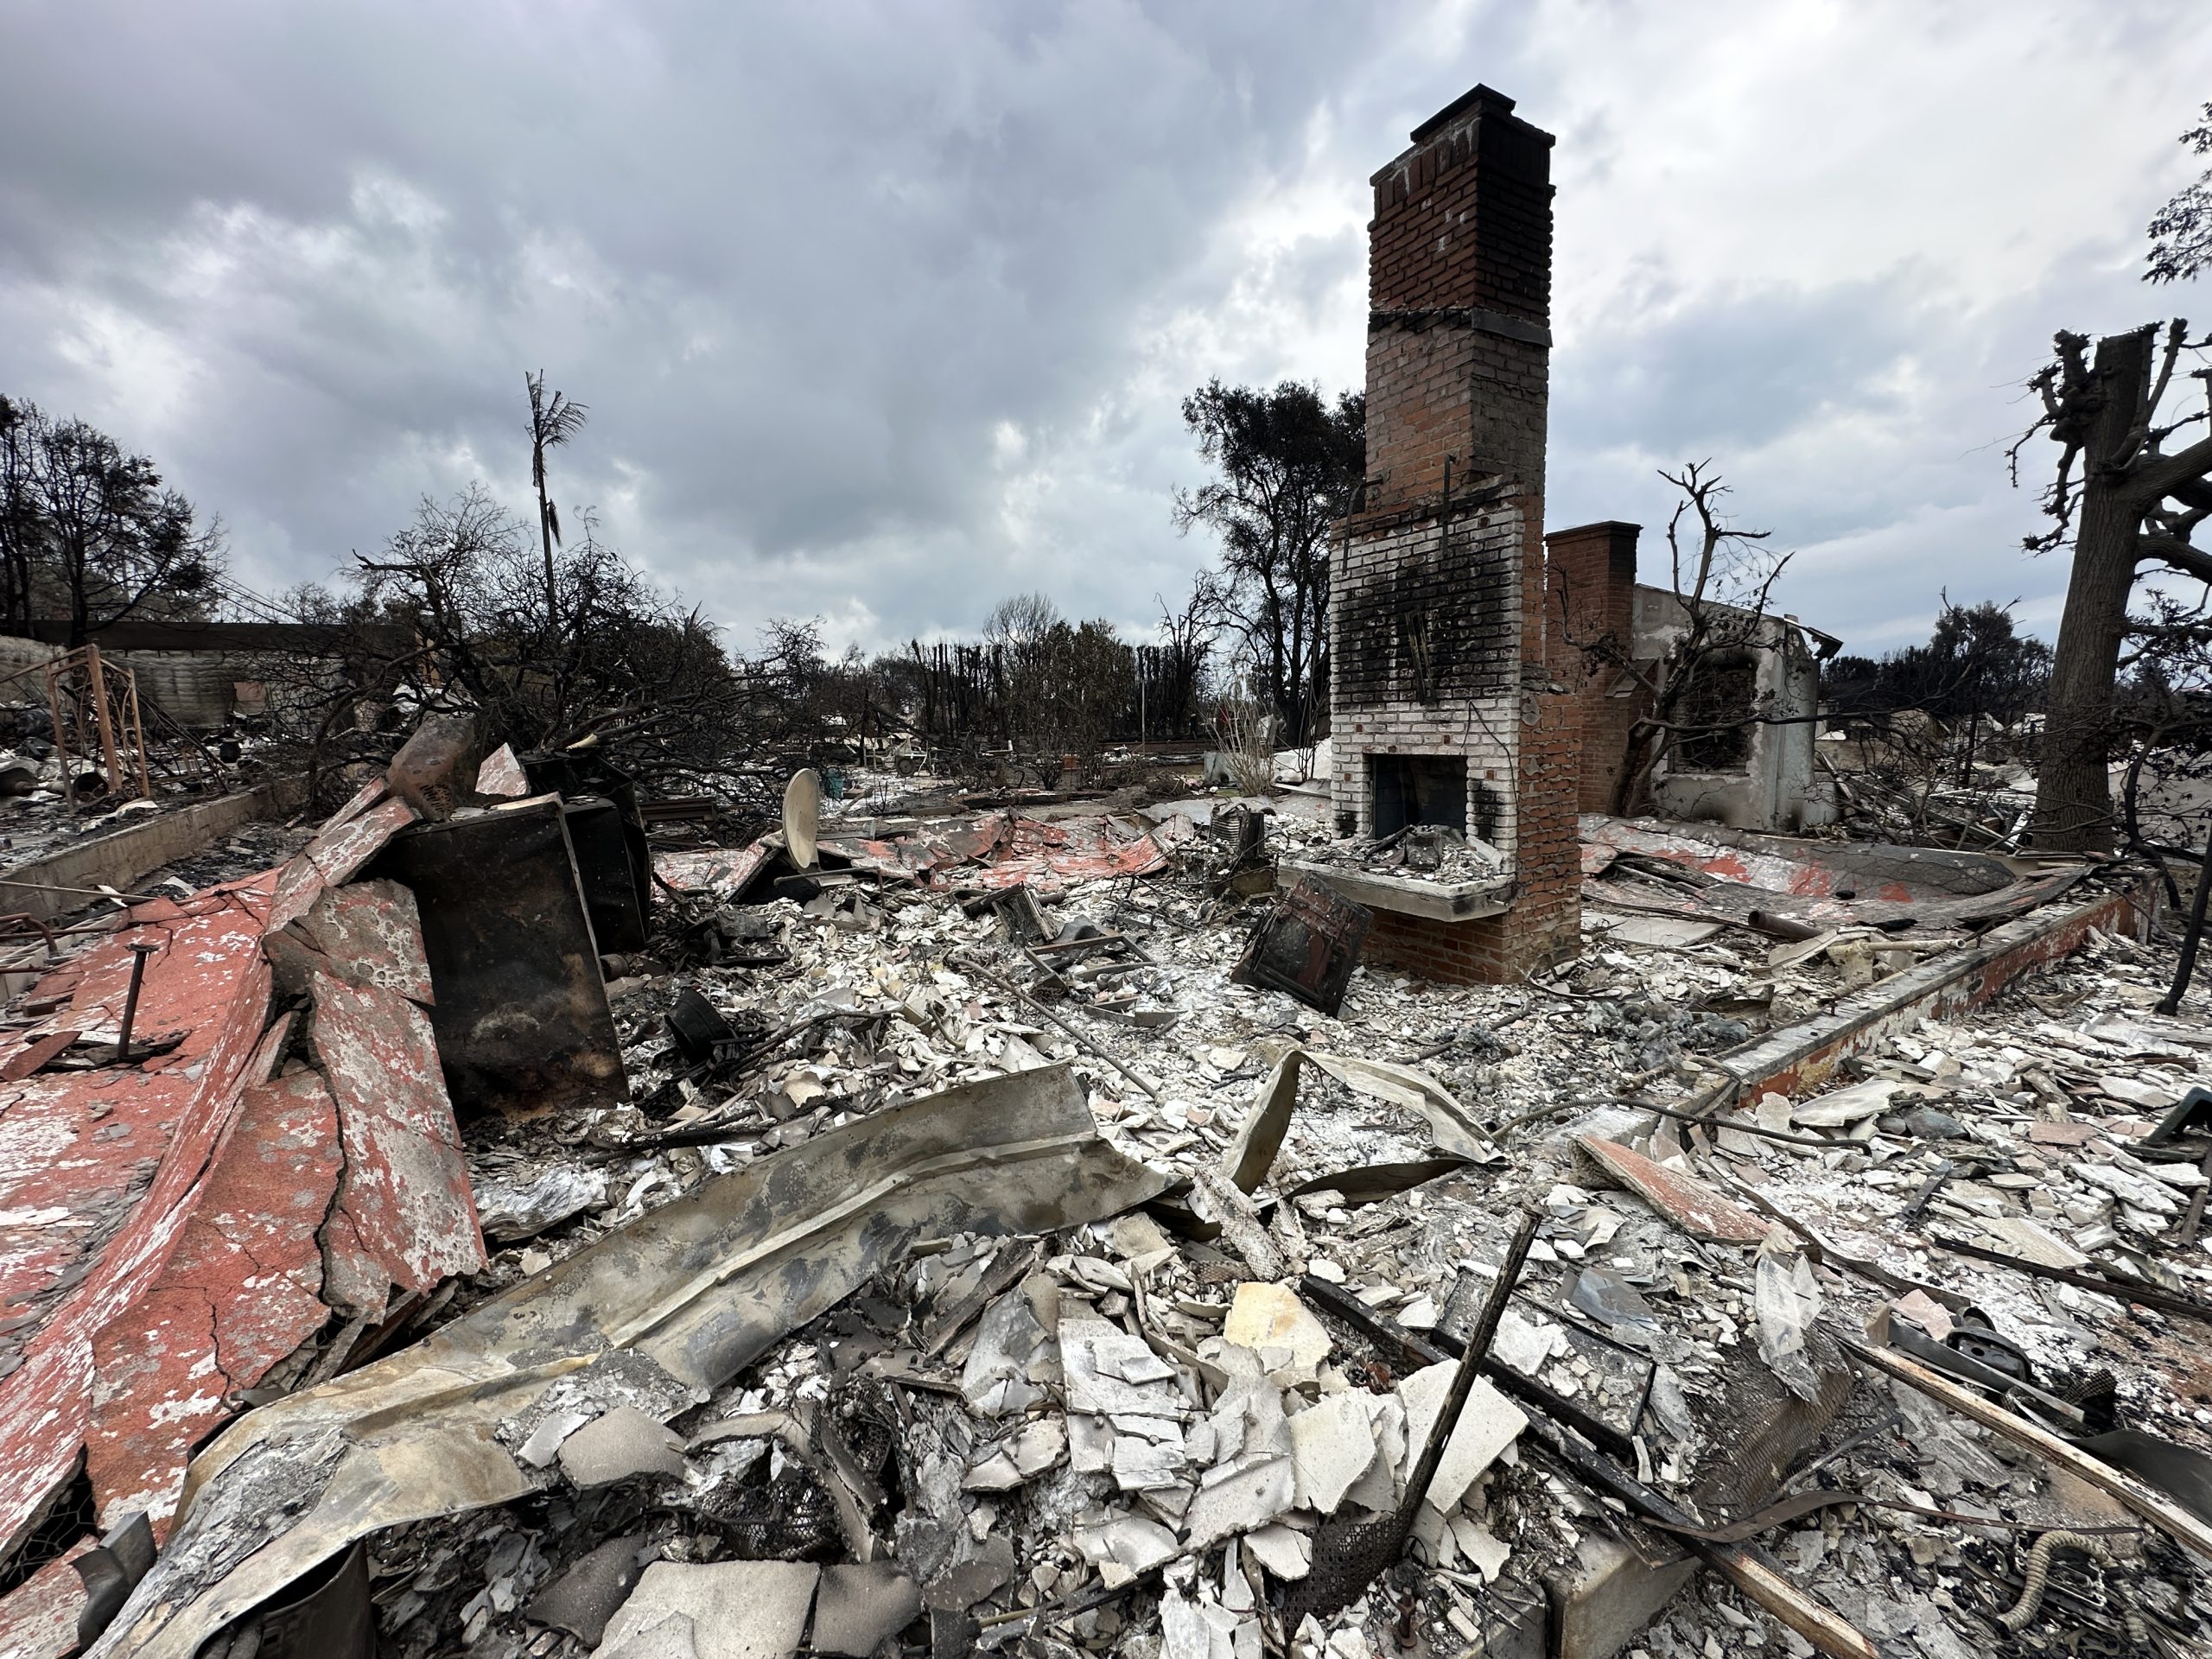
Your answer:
[0,780,306,920]
[1714,876,2157,1100]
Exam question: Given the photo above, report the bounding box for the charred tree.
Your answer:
[1173,380,1363,747]
[2016,322,2212,851]
[525,372,588,645]
[0,394,224,642]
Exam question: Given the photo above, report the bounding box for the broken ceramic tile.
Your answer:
[1242,1522,1313,1581]
[1061,1316,1185,1416]
[1286,1391,1376,1514]
[1396,1363,1527,1515]
[1074,1511,1181,1588]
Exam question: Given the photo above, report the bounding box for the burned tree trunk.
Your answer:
[2034,328,2156,853]
[2020,320,2212,855]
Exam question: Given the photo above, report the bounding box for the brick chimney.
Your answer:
[1546,520,1643,812]
[1363,85,1554,510]
[1329,86,1580,982]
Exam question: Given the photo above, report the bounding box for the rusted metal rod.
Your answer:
[117,942,158,1061]
[0,878,163,904]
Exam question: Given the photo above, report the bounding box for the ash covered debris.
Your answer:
[0,687,2197,1659]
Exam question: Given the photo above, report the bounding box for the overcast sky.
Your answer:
[3,1,2208,661]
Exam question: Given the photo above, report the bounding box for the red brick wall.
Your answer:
[1363,86,1554,508]
[1546,521,1644,814]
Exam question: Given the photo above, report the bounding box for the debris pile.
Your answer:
[6,736,2212,1659]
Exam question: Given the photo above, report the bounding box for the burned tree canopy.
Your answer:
[1174,379,1363,747]
[262,483,741,803]
[2148,101,2212,286]
[0,394,225,645]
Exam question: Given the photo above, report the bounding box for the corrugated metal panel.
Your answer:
[114,652,235,728]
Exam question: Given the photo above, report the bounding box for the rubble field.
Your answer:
[4,735,2212,1659]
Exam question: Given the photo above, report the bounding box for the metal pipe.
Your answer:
[1395,1207,1539,1520]
[2158,818,2212,1014]
[117,942,158,1061]
[0,912,60,960]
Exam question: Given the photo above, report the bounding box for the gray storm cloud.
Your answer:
[1,0,2206,658]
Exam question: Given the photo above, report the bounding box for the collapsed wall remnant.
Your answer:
[0,774,489,1569]
[1549,521,1840,833]
[0,717,644,1609]
[1323,85,1582,984]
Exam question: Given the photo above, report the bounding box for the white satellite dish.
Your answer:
[783,768,822,870]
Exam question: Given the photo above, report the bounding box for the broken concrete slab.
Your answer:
[1453,1516,1512,1582]
[1182,1448,1297,1550]
[308,970,485,1304]
[1790,1079,1898,1128]
[1222,1282,1332,1371]
[264,879,435,1005]
[385,712,481,823]
[1074,1512,1181,1587]
[476,744,531,798]
[1061,1316,1184,1417]
[963,1418,1065,1491]
[267,792,419,931]
[1597,913,1723,949]
[959,1287,1057,1416]
[1976,1214,2091,1269]
[594,1561,817,1659]
[1242,1522,1313,1581]
[1160,1577,1262,1659]
[0,779,305,924]
[0,1538,93,1659]
[598,1612,701,1659]
[0,897,285,1551]
[1398,1363,1528,1515]
[83,1058,337,1532]
[1287,1391,1377,1514]
[1110,1427,1189,1492]
[1182,1382,1298,1552]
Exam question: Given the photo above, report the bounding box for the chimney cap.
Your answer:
[1545,520,1643,540]
[1410,83,1517,142]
